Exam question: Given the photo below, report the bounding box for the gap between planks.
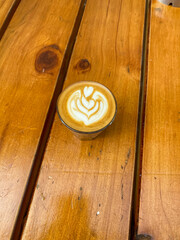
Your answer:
[129,0,152,239]
[10,0,87,239]
[0,0,22,40]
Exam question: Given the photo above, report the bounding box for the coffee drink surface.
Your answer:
[57,81,116,133]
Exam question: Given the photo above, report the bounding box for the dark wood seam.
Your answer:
[0,0,22,41]
[129,0,152,239]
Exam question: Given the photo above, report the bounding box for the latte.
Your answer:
[57,81,117,133]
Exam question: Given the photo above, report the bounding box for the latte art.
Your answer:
[67,86,108,125]
[57,81,116,133]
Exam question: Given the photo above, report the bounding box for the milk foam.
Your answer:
[67,86,108,126]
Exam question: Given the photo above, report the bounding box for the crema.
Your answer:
[57,81,117,133]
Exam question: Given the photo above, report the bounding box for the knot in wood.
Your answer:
[136,234,153,240]
[35,45,60,73]
[74,59,91,73]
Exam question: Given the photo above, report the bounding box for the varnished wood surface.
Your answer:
[0,0,82,238]
[0,0,18,30]
[138,1,180,239]
[22,0,146,239]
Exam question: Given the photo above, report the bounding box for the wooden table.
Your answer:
[0,0,179,239]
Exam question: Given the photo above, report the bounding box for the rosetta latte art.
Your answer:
[67,86,108,126]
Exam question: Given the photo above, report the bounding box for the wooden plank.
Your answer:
[138,1,180,239]
[0,0,17,26]
[22,0,146,239]
[0,0,82,239]
[0,0,17,27]
[0,0,21,39]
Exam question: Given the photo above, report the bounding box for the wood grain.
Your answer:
[22,0,146,239]
[0,0,82,239]
[0,0,16,24]
[0,0,18,31]
[138,1,180,239]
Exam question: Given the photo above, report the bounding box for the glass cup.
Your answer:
[56,81,117,140]
[157,0,180,7]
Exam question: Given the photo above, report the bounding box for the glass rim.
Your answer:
[56,81,117,134]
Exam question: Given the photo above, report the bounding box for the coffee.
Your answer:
[57,81,117,134]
